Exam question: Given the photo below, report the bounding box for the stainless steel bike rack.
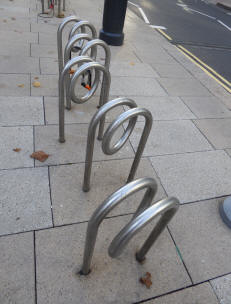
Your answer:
[59,58,111,143]
[69,20,97,41]
[57,16,80,74]
[82,97,153,192]
[80,177,179,275]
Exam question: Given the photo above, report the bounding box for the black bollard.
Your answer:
[99,0,128,46]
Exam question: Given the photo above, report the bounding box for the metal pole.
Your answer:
[99,0,128,46]
[219,197,231,228]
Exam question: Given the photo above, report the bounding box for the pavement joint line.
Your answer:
[209,280,222,303]
[191,119,217,150]
[33,231,38,304]
[47,166,55,228]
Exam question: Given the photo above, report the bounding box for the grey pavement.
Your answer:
[0,0,231,303]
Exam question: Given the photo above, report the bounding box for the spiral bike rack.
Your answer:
[82,97,152,192]
[64,33,95,110]
[59,58,111,143]
[69,20,97,42]
[80,177,179,275]
[57,16,81,74]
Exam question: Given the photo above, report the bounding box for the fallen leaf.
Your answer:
[139,272,152,289]
[3,19,7,23]
[11,17,16,20]
[58,13,65,18]
[34,76,39,80]
[32,81,41,88]
[130,62,135,66]
[13,148,21,152]
[30,151,49,162]
[18,84,24,88]
[69,68,75,75]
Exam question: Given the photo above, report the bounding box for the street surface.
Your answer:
[128,0,231,84]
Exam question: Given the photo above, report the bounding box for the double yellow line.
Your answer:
[156,29,231,93]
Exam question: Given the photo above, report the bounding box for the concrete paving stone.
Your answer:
[150,150,231,203]
[34,123,134,166]
[0,29,38,44]
[0,6,30,16]
[0,74,30,96]
[0,126,33,169]
[0,96,44,126]
[36,216,190,304]
[0,55,39,74]
[0,17,30,32]
[31,22,58,33]
[0,0,31,6]
[134,46,176,64]
[31,43,57,58]
[157,78,212,96]
[110,76,167,96]
[182,96,231,118]
[130,120,212,157]
[0,232,35,304]
[226,149,231,157]
[151,63,193,78]
[50,158,166,225]
[211,274,231,304]
[147,283,219,304]
[133,96,196,121]
[194,118,231,149]
[0,167,52,236]
[0,42,30,56]
[40,57,58,74]
[44,96,123,124]
[169,198,231,283]
[39,32,58,45]
[109,62,158,78]
[108,43,141,63]
[31,74,58,96]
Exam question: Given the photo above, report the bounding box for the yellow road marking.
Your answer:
[177,46,231,93]
[178,45,231,87]
[156,28,172,41]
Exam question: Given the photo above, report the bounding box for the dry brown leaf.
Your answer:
[69,68,75,75]
[30,151,49,162]
[130,62,135,66]
[13,148,21,152]
[34,76,39,80]
[139,272,152,289]
[11,17,16,20]
[32,81,41,88]
[58,13,65,18]
[18,84,24,88]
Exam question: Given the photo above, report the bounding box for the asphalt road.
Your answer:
[128,0,231,84]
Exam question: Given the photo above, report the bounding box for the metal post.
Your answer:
[57,16,80,75]
[82,98,152,192]
[99,0,128,46]
[219,197,231,228]
[80,177,179,275]
[41,0,45,13]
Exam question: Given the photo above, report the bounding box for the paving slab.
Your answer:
[134,45,176,64]
[0,167,52,236]
[31,43,57,58]
[0,232,35,304]
[34,123,134,166]
[211,274,231,304]
[0,96,44,126]
[182,96,231,118]
[0,17,30,32]
[158,78,212,96]
[0,55,39,74]
[109,62,158,78]
[31,74,58,96]
[44,96,124,124]
[194,118,231,149]
[150,150,231,203]
[110,76,167,96]
[40,57,59,74]
[50,158,166,225]
[31,22,58,33]
[147,283,218,303]
[0,126,33,169]
[39,32,57,45]
[0,42,30,56]
[36,216,190,304]
[151,63,193,78]
[129,120,212,157]
[0,74,30,96]
[108,43,141,63]
[0,29,38,44]
[134,96,195,120]
[226,149,231,157]
[169,198,231,283]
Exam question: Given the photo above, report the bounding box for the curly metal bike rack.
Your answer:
[59,58,111,143]
[82,97,153,192]
[80,177,179,275]
[57,16,80,74]
[69,20,97,41]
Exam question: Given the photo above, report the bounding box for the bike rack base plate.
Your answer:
[219,197,231,229]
